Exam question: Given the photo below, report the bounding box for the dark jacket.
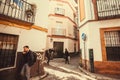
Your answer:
[45,50,50,59]
[65,50,69,57]
[22,50,34,67]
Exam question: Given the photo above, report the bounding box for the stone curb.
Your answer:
[78,66,118,80]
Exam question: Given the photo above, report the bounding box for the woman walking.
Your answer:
[64,48,70,64]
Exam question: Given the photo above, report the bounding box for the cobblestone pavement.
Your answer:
[32,56,120,80]
[43,57,95,80]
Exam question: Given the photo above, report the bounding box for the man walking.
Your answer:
[21,46,36,80]
[45,49,51,65]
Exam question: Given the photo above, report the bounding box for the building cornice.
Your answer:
[48,14,77,27]
[79,18,120,29]
[49,0,76,14]
[32,25,48,33]
[0,19,48,33]
[47,35,78,41]
[0,19,31,30]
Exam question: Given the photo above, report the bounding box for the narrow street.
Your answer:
[32,56,119,80]
[1,0,120,80]
[44,56,95,80]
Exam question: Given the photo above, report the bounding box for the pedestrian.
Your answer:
[49,48,54,60]
[64,48,70,64]
[20,45,36,80]
[45,49,51,65]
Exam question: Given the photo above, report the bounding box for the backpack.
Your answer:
[32,52,37,63]
[26,51,37,66]
[30,51,37,66]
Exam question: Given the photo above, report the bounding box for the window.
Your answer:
[104,31,120,61]
[56,21,63,28]
[52,28,66,36]
[0,33,18,70]
[13,0,23,8]
[74,27,78,39]
[55,7,65,15]
[79,0,85,21]
[97,0,120,19]
[52,21,65,36]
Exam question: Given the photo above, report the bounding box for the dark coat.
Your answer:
[65,50,69,57]
[45,50,50,59]
[22,50,34,67]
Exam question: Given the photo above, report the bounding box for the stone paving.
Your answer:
[32,56,120,80]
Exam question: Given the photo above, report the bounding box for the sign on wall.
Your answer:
[81,33,86,41]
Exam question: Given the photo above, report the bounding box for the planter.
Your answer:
[25,4,36,19]
[25,9,34,18]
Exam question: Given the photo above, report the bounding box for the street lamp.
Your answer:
[50,37,53,42]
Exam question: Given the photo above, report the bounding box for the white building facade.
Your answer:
[0,0,48,79]
[47,0,79,57]
[78,0,120,74]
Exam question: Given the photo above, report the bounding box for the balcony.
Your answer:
[96,0,120,20]
[0,0,35,26]
[52,28,66,36]
[54,7,65,16]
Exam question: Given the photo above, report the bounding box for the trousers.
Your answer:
[21,63,31,80]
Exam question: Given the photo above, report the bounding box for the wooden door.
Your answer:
[53,42,64,58]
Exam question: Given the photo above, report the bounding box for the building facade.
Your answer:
[47,0,79,57]
[78,0,120,74]
[0,0,48,80]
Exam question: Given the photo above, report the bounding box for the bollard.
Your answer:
[89,49,94,73]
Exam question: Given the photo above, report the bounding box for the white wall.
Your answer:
[0,24,47,52]
[48,37,78,53]
[47,0,78,53]
[68,39,78,52]
[78,0,95,26]
[48,16,67,35]
[28,0,49,28]
[65,4,74,21]
[48,37,68,50]
[48,16,75,38]
[49,0,76,21]
[79,19,120,61]
[18,29,47,51]
[0,0,49,52]
[79,24,89,60]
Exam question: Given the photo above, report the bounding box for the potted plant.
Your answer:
[25,4,36,18]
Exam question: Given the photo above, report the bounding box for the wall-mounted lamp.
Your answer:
[50,37,53,42]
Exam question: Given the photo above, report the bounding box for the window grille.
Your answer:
[97,0,120,20]
[55,7,65,15]
[104,31,120,61]
[0,33,18,69]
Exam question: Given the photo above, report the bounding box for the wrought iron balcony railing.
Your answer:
[96,0,120,20]
[0,0,35,25]
[52,28,66,36]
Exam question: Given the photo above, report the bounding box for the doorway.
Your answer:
[53,42,64,58]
